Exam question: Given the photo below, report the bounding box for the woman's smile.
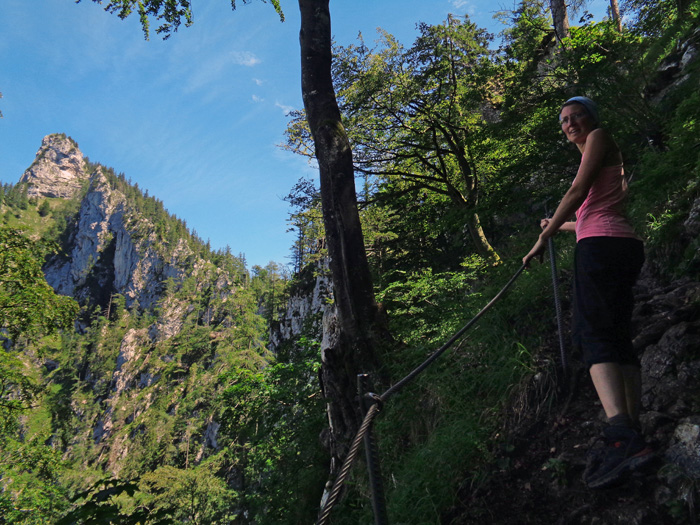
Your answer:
[560,104,595,144]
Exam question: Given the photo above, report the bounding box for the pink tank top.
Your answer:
[575,164,640,242]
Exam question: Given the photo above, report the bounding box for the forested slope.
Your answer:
[285,1,700,523]
[0,134,299,523]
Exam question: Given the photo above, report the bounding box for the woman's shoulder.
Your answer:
[588,127,615,142]
[587,128,622,165]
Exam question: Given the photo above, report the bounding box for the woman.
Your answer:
[523,96,652,489]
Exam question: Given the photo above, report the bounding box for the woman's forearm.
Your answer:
[540,186,588,240]
[541,218,577,233]
[559,221,576,232]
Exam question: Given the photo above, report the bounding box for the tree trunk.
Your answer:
[464,211,500,263]
[451,137,501,264]
[298,0,384,472]
[610,0,622,32]
[549,0,570,41]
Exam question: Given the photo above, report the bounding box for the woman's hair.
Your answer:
[560,96,599,127]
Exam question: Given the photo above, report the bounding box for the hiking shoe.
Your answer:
[582,438,606,485]
[585,425,653,489]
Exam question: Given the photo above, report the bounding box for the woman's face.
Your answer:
[560,103,595,145]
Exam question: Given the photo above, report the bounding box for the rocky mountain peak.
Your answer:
[19,133,89,199]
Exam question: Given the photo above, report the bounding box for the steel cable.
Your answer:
[316,403,381,525]
[316,263,527,525]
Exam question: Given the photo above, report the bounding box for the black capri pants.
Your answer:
[572,236,645,368]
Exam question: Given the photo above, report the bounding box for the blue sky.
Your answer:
[0,0,610,270]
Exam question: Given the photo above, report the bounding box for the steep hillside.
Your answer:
[21,134,234,315]
[443,272,700,524]
[1,135,280,518]
[307,12,700,524]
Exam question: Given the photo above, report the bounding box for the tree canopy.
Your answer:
[77,0,284,39]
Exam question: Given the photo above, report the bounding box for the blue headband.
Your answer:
[560,96,599,126]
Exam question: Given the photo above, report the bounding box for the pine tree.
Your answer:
[38,199,52,217]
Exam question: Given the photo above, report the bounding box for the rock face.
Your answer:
[43,165,187,312]
[19,134,90,199]
[648,26,700,103]
[269,260,334,351]
[24,134,209,316]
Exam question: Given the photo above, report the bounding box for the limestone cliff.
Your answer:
[19,134,90,199]
[269,259,333,351]
[42,163,187,312]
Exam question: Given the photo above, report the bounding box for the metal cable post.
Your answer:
[544,203,568,376]
[358,374,389,525]
[317,404,381,525]
[547,232,568,376]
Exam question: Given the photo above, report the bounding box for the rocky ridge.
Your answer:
[19,134,243,474]
[26,134,237,320]
[19,134,90,199]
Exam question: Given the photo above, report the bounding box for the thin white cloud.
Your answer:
[182,49,260,93]
[231,51,260,67]
[253,78,264,86]
[450,0,475,13]
[275,101,295,115]
[252,94,264,102]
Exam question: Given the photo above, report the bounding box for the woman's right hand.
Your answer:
[540,218,551,230]
[523,236,547,267]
